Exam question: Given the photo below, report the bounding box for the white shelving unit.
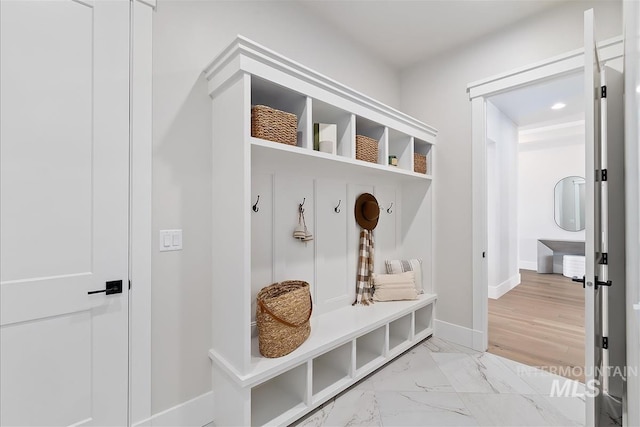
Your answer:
[205,36,438,426]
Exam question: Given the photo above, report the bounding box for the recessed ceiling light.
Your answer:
[551,102,566,110]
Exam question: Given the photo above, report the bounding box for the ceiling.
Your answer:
[297,0,583,130]
[488,72,584,128]
[299,0,568,69]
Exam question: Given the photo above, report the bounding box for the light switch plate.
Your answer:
[159,229,183,252]
[172,230,182,250]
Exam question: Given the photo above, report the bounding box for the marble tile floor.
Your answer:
[292,337,589,427]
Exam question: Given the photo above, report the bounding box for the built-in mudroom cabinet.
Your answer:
[205,36,438,426]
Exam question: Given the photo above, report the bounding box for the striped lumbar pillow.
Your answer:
[371,271,418,302]
[385,259,423,294]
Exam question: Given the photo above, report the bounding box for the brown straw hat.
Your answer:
[354,193,380,230]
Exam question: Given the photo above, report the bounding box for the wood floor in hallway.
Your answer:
[488,269,585,382]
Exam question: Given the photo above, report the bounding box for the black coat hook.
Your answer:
[334,199,341,213]
[253,195,260,212]
[387,202,393,214]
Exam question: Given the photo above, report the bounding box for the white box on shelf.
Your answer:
[314,123,337,154]
[319,140,335,154]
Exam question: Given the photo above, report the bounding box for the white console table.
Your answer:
[537,239,585,274]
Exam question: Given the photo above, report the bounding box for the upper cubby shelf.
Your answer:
[247,79,433,179]
[248,85,433,178]
[203,35,437,145]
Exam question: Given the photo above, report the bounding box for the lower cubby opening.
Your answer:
[415,304,434,335]
[355,326,385,371]
[251,363,307,426]
[389,314,412,352]
[312,342,352,400]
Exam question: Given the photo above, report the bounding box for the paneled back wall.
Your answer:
[250,169,419,322]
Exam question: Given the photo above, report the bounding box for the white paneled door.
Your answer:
[584,8,602,426]
[1,1,130,425]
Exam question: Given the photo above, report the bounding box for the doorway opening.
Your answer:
[484,72,586,382]
[468,33,625,426]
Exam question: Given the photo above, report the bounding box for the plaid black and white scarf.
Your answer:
[353,229,374,306]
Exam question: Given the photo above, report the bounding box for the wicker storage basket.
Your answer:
[414,153,427,174]
[356,135,378,163]
[251,105,297,145]
[256,281,312,358]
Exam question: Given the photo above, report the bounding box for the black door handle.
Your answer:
[572,276,585,288]
[88,280,123,295]
[572,276,613,290]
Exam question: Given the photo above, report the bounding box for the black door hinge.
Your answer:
[601,86,607,98]
[602,337,609,349]
[129,280,132,290]
[600,253,608,265]
[600,169,608,182]
[482,251,486,258]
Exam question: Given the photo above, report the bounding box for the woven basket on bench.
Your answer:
[356,135,378,163]
[256,280,312,358]
[251,105,297,146]
[414,153,427,174]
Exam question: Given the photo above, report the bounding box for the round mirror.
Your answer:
[554,176,586,231]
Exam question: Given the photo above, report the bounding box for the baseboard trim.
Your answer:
[434,319,483,351]
[488,273,521,299]
[519,261,537,271]
[132,391,213,427]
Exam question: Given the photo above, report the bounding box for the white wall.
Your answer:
[486,101,519,298]
[151,0,400,416]
[399,0,622,330]
[518,122,586,270]
[623,1,640,424]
